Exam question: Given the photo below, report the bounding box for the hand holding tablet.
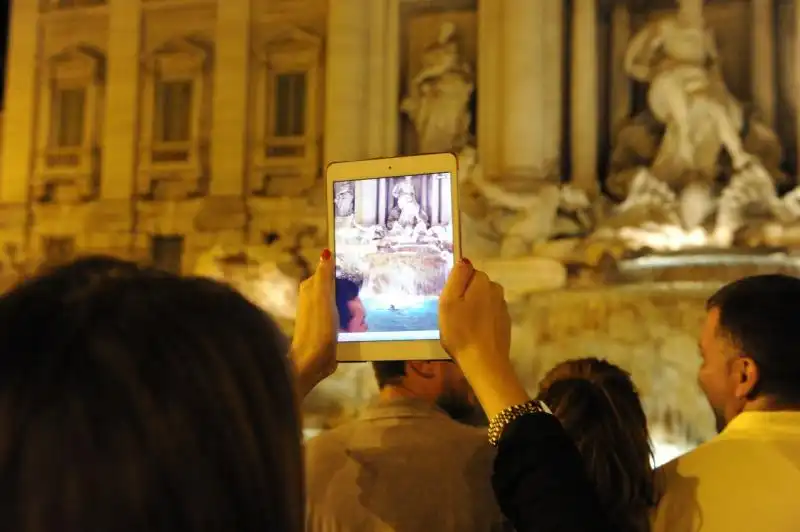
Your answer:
[326,153,461,362]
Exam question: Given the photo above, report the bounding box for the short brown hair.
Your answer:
[707,274,800,405]
[537,358,654,532]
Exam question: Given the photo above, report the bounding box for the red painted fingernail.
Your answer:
[461,257,471,266]
[321,249,332,261]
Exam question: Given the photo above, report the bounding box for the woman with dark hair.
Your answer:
[439,260,615,532]
[537,358,655,532]
[0,252,337,532]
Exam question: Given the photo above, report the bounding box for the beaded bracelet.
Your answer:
[488,400,552,447]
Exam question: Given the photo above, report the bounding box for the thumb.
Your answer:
[441,259,474,301]
[315,250,334,291]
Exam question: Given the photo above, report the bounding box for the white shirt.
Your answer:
[652,410,800,532]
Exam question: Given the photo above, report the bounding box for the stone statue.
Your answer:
[607,0,800,248]
[334,182,355,217]
[401,22,474,153]
[391,176,426,228]
[456,147,593,258]
[624,0,752,181]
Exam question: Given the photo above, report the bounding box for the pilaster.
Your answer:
[324,0,372,164]
[210,0,251,197]
[102,0,142,202]
[479,0,564,181]
[1,1,40,206]
[365,0,401,159]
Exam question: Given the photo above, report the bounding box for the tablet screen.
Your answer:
[332,172,454,343]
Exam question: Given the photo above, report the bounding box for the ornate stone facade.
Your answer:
[4,0,800,457]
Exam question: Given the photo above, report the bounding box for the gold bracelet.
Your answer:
[488,400,552,447]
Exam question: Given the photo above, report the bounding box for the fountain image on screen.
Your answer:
[332,172,454,343]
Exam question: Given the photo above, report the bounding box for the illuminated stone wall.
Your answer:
[307,281,718,450]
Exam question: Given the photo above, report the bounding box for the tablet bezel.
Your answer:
[326,153,461,362]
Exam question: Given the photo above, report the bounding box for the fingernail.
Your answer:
[461,257,471,266]
[321,249,332,261]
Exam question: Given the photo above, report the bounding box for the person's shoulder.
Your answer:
[304,420,361,457]
[655,432,776,493]
[657,437,721,476]
[437,420,491,445]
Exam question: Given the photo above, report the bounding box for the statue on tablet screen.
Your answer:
[334,182,355,218]
[391,176,428,228]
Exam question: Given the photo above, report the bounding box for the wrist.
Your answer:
[290,348,317,399]
[453,348,529,419]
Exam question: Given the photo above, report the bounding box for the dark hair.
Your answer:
[372,361,407,388]
[537,358,654,532]
[0,256,303,532]
[31,254,146,283]
[707,274,800,405]
[335,277,361,330]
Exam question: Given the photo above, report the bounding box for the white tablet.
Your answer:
[326,153,461,362]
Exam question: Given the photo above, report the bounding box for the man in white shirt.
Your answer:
[652,274,800,532]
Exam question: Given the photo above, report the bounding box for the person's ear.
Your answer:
[732,357,759,400]
[407,361,436,380]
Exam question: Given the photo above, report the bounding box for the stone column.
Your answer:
[752,0,775,127]
[480,0,564,181]
[102,0,142,200]
[355,180,379,225]
[796,0,800,167]
[324,0,372,164]
[609,3,632,138]
[430,178,442,224]
[210,0,251,196]
[0,1,39,205]
[366,0,401,158]
[570,0,600,195]
[477,0,502,177]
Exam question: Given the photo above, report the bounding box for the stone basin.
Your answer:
[613,249,800,284]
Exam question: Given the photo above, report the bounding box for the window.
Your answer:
[272,73,306,138]
[151,235,184,274]
[51,88,86,148]
[154,81,193,143]
[42,237,75,266]
[249,27,321,195]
